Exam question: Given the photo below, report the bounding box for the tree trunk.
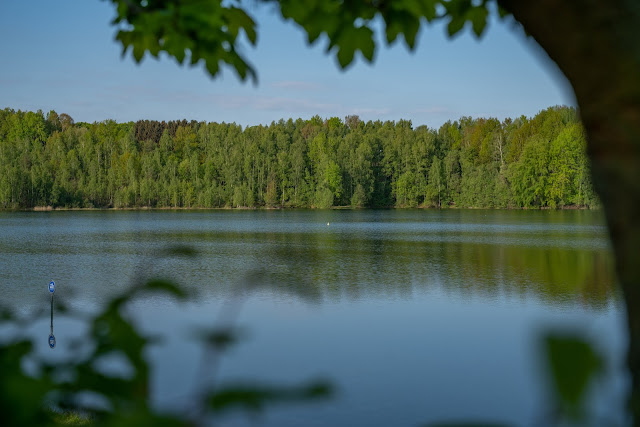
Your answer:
[499,0,640,418]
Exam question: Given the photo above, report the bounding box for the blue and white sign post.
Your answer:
[48,280,56,349]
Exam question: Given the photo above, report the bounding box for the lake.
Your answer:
[0,209,629,425]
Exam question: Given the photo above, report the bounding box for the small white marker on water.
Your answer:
[327,222,330,226]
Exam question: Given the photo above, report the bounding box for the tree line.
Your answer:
[0,105,598,209]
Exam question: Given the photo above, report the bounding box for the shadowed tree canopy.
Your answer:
[106,0,640,419]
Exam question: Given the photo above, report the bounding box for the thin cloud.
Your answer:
[217,95,339,113]
[270,80,322,91]
[351,107,392,116]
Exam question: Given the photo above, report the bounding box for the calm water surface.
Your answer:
[0,210,629,425]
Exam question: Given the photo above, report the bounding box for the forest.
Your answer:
[0,105,598,210]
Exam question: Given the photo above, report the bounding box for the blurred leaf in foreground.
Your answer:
[543,331,604,421]
[209,380,332,413]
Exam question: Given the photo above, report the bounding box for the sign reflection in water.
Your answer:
[48,282,55,349]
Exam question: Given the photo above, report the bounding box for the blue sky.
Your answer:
[0,0,575,128]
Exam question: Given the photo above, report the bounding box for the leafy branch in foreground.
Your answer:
[107,0,258,81]
[0,247,332,425]
[105,0,505,78]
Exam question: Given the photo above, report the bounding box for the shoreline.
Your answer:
[6,204,598,212]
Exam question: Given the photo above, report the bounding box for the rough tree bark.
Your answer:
[499,0,640,418]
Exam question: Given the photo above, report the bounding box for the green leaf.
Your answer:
[447,16,465,37]
[224,7,257,45]
[192,327,241,350]
[402,15,421,50]
[497,5,510,19]
[469,6,489,38]
[209,380,332,413]
[385,18,402,44]
[205,58,221,78]
[143,279,187,299]
[355,26,375,62]
[397,0,438,22]
[0,306,14,321]
[544,332,603,419]
[334,25,375,68]
[132,42,145,62]
[336,46,354,68]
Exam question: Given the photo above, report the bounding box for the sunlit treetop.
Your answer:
[105,0,506,82]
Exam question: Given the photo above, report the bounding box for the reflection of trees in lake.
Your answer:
[171,228,615,308]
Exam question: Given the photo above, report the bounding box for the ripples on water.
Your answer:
[0,209,628,426]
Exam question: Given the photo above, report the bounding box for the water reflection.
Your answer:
[0,210,616,311]
[149,227,615,308]
[48,281,56,349]
[0,211,624,426]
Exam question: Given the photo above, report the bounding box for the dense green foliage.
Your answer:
[0,106,597,210]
